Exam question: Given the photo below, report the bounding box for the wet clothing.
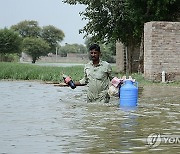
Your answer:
[79,60,113,103]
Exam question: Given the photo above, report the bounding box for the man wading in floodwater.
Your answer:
[64,44,114,103]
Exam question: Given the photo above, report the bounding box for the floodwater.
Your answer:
[0,81,179,154]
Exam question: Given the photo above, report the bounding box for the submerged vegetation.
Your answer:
[0,62,179,86]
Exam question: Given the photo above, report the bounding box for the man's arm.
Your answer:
[74,81,86,86]
[107,63,114,81]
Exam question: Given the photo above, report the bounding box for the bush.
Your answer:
[0,53,20,62]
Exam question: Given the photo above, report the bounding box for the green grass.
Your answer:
[0,62,179,86]
[0,62,84,82]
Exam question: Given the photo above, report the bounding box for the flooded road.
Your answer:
[0,81,179,154]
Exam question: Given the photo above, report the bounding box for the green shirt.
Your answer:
[80,60,113,103]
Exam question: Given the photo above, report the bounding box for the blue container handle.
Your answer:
[134,81,138,88]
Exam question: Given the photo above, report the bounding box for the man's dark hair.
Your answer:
[89,44,100,52]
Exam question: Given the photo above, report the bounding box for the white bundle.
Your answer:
[108,76,136,97]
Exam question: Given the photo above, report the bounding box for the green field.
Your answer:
[0,62,84,82]
[0,62,179,86]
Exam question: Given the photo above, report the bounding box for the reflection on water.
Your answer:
[0,81,179,153]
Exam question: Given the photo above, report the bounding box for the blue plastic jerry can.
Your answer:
[120,80,138,107]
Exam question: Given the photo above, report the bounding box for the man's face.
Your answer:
[90,49,100,61]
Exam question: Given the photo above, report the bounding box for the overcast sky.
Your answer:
[0,0,87,45]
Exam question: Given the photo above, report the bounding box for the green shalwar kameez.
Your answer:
[79,60,113,103]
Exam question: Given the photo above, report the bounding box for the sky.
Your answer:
[0,0,87,45]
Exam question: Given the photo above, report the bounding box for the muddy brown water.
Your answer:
[0,81,179,154]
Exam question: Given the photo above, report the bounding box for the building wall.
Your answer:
[144,21,180,81]
[20,52,32,62]
[20,52,89,63]
[38,53,89,63]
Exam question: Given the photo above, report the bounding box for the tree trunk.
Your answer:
[138,33,144,73]
[32,57,36,63]
[126,40,135,74]
[0,54,3,61]
[126,38,141,74]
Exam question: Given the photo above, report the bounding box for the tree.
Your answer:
[63,0,180,72]
[41,25,65,54]
[22,37,50,63]
[11,20,41,38]
[0,28,22,54]
[58,43,87,56]
[100,43,116,63]
[124,0,180,72]
[64,0,179,44]
[11,20,65,61]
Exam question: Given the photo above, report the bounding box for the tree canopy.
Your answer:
[41,25,65,53]
[0,28,22,54]
[58,43,87,57]
[63,0,180,45]
[63,0,179,72]
[11,20,65,54]
[11,20,41,38]
[22,37,50,63]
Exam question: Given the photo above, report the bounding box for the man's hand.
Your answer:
[64,76,72,84]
